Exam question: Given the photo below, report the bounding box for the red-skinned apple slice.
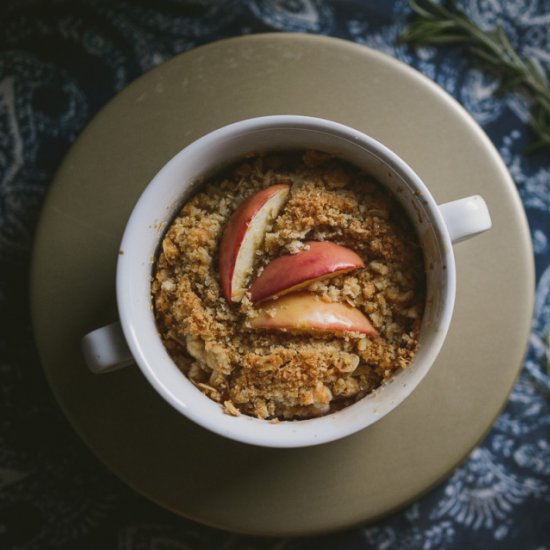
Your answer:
[219,184,290,303]
[250,241,364,303]
[250,292,378,336]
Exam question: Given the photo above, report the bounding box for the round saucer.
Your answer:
[30,34,534,536]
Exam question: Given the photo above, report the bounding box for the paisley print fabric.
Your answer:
[1,1,549,548]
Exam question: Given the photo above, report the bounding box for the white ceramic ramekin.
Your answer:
[82,115,491,448]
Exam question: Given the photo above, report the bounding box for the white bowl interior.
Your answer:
[117,116,455,448]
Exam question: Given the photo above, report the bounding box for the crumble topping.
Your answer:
[151,151,425,420]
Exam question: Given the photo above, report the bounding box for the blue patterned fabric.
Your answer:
[1,1,549,548]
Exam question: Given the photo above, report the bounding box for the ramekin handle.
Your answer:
[439,195,492,244]
[81,321,134,373]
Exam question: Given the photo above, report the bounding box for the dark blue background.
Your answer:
[0,1,549,548]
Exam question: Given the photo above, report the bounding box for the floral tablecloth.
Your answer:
[1,1,549,548]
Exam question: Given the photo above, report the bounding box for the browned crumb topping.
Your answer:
[151,151,425,420]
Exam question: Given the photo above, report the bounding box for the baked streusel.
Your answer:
[151,151,425,420]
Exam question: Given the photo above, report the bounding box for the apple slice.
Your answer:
[250,292,378,336]
[219,184,290,303]
[250,241,364,303]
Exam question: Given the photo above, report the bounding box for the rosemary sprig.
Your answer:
[398,0,550,152]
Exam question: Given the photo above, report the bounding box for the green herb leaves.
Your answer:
[398,0,550,152]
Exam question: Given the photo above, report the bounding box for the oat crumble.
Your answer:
[151,151,426,420]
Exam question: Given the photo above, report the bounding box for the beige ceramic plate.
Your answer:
[31,34,534,536]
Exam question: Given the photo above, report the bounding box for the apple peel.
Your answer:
[250,292,379,336]
[250,241,364,303]
[219,184,290,303]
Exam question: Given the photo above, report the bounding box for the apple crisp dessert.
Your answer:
[151,151,425,421]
